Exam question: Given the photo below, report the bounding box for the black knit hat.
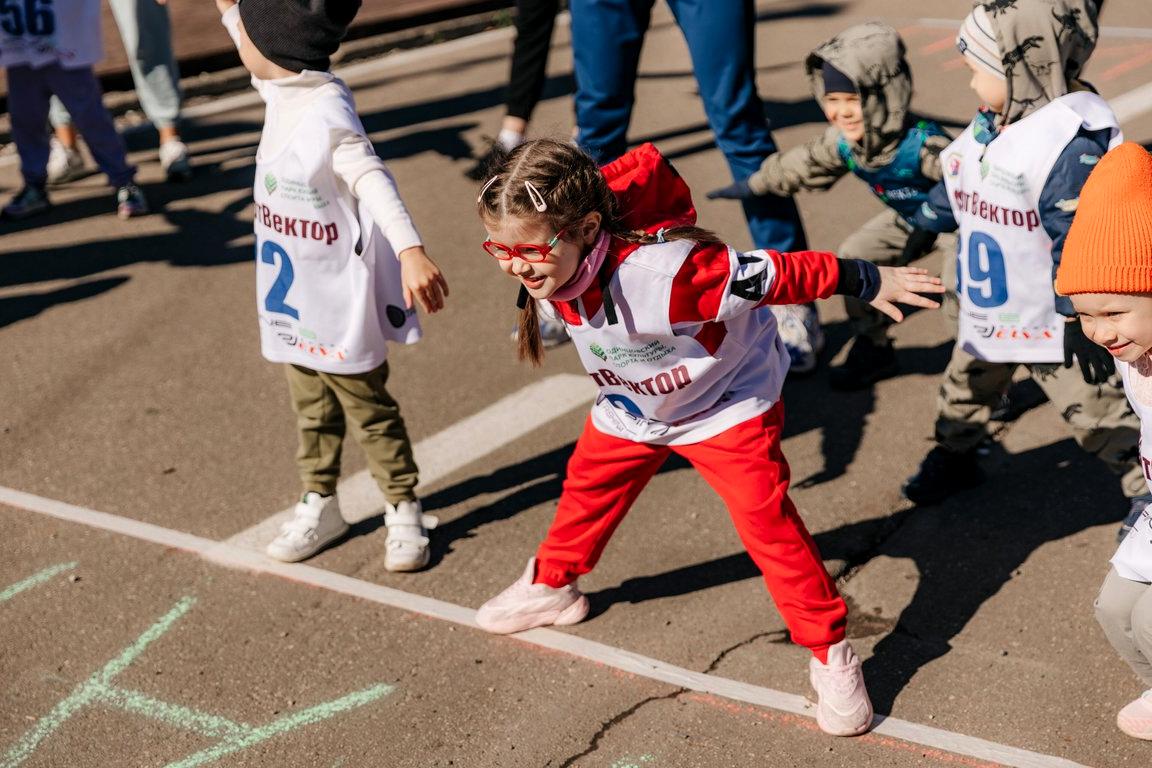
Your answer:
[821,62,857,95]
[240,0,362,73]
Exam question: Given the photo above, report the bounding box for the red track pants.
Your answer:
[535,402,847,655]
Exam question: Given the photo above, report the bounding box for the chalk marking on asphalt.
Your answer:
[0,592,396,768]
[0,562,76,603]
[1,485,1089,768]
[222,373,595,551]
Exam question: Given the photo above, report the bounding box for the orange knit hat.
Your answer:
[1056,142,1152,296]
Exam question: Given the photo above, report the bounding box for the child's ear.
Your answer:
[582,212,603,243]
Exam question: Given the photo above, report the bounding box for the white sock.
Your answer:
[497,128,524,152]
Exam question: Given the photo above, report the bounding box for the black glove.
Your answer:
[900,227,938,265]
[1063,317,1115,384]
[706,179,755,200]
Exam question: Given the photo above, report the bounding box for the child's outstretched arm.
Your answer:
[706,127,849,200]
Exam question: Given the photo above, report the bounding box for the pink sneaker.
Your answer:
[475,558,589,634]
[809,639,874,736]
[1118,690,1152,739]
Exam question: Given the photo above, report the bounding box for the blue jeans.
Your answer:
[49,0,181,131]
[569,0,806,251]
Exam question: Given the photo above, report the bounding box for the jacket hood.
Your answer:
[805,22,912,164]
[601,142,697,233]
[975,0,1099,125]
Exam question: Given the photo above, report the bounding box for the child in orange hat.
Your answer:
[1056,141,1152,741]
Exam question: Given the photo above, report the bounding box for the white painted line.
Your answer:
[222,373,594,550]
[1110,81,1152,124]
[1,484,1089,768]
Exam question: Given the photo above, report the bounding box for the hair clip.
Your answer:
[524,181,548,212]
[477,175,499,204]
[655,227,667,243]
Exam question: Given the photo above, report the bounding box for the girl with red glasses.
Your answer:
[474,139,944,737]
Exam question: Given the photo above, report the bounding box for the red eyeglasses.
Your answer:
[483,229,566,262]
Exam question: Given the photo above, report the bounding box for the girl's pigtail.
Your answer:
[517,300,545,366]
[612,225,723,246]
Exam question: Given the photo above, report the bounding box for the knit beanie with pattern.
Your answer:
[1056,142,1152,296]
[956,5,1004,79]
[240,0,361,73]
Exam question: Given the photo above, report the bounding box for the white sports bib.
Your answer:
[252,82,419,374]
[565,240,788,445]
[1112,358,1152,583]
[942,93,1120,363]
[0,0,102,69]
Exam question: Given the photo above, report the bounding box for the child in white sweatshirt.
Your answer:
[218,0,448,570]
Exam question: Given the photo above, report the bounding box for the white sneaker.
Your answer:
[509,316,570,349]
[475,558,589,634]
[383,499,438,572]
[809,639,874,736]
[265,492,349,562]
[159,139,193,182]
[1118,689,1152,739]
[46,139,87,185]
[772,304,824,375]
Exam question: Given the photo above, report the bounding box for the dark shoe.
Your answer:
[2,185,51,219]
[465,138,509,181]
[902,446,984,505]
[829,336,899,391]
[116,184,149,219]
[1119,494,1152,544]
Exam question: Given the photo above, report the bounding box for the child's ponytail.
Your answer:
[517,300,545,366]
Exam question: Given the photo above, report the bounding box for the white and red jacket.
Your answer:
[548,144,843,445]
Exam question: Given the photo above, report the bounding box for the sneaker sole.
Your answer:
[265,524,350,563]
[476,595,590,635]
[816,705,874,737]
[384,547,431,573]
[1117,714,1152,740]
[2,203,51,220]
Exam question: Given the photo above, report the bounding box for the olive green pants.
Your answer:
[934,347,1145,498]
[284,360,418,503]
[838,209,959,342]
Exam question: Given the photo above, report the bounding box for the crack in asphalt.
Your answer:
[703,629,790,674]
[556,690,686,768]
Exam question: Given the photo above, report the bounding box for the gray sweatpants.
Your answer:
[1095,568,1152,687]
[838,209,959,343]
[49,0,181,130]
[7,64,135,188]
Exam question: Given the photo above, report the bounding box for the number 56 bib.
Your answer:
[942,92,1120,363]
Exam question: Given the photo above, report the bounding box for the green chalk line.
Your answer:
[161,683,395,768]
[1,596,196,768]
[0,562,77,604]
[97,687,245,740]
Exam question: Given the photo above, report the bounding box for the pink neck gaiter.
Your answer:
[549,231,610,302]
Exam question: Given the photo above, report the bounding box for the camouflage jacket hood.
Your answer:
[976,0,1099,125]
[805,22,912,166]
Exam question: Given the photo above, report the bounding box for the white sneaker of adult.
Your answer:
[809,639,874,736]
[383,499,438,572]
[772,304,823,374]
[475,558,589,634]
[46,139,86,185]
[265,492,349,562]
[1118,689,1152,739]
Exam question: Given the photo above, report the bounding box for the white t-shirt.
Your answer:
[941,93,1121,363]
[0,0,102,69]
[1112,357,1152,583]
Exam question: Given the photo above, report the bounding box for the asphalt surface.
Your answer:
[4,1,1152,766]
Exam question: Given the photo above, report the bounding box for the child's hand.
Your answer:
[705,178,756,200]
[399,246,449,314]
[869,266,944,322]
[215,0,237,14]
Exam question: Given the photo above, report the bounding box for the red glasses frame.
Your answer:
[483,229,566,262]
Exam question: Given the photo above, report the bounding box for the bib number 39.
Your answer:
[965,231,1008,309]
[260,240,300,320]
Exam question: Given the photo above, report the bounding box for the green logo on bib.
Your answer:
[589,343,607,361]
[264,173,278,195]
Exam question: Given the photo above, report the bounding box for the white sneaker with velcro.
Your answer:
[266,492,349,562]
[383,499,438,572]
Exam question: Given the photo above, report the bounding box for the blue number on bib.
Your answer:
[966,231,1008,308]
[260,240,300,319]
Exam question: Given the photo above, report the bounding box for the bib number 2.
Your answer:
[965,231,1008,309]
[260,240,300,319]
